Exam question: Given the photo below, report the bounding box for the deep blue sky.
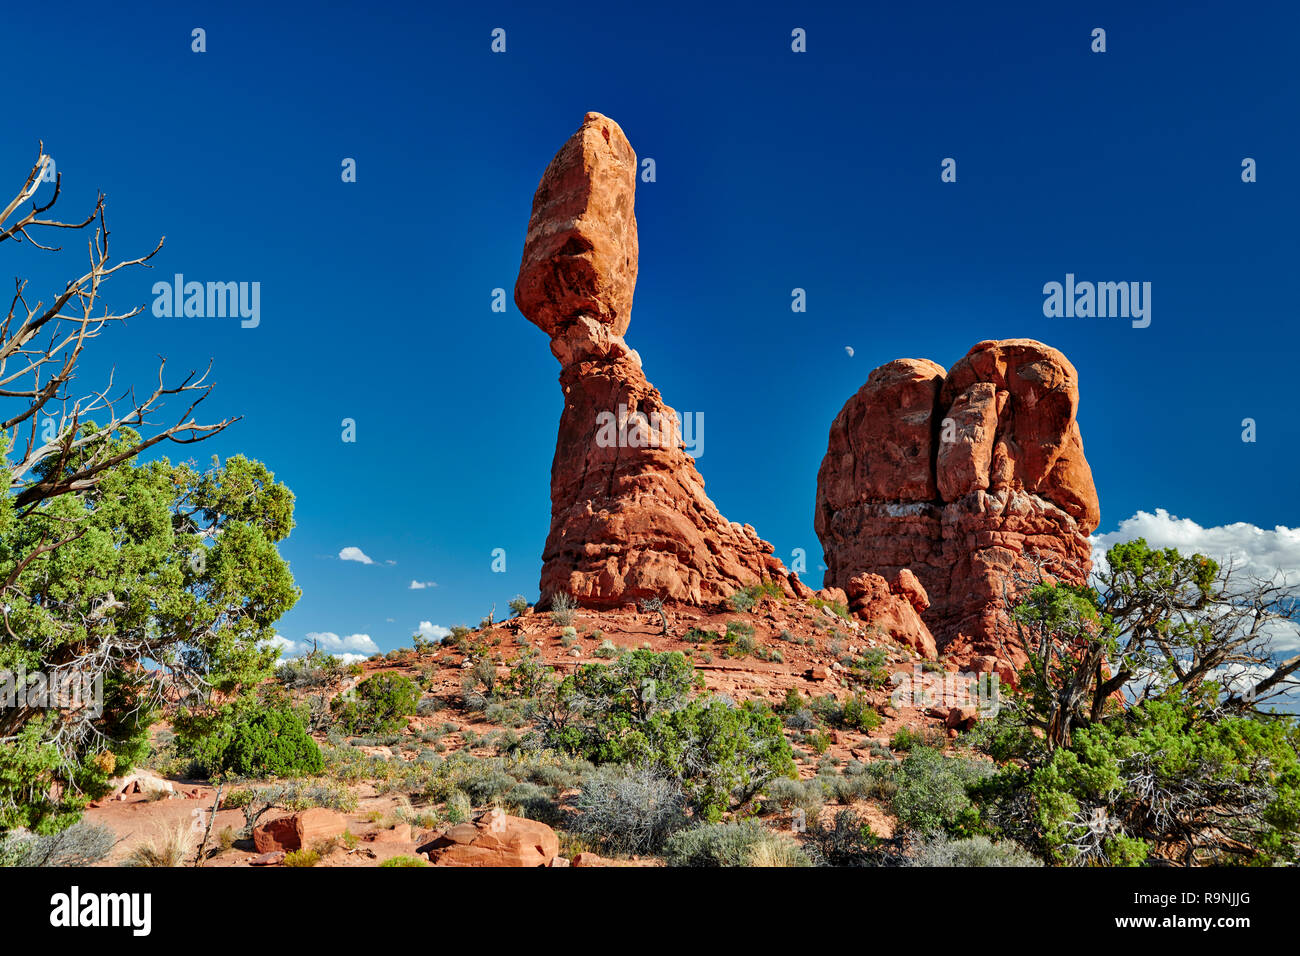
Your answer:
[5,0,1297,652]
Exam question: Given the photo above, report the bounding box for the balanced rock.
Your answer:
[516,113,792,607]
[815,339,1099,670]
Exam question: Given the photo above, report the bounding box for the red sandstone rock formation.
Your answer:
[846,570,937,660]
[516,113,796,607]
[421,810,560,867]
[815,339,1100,670]
[253,808,348,854]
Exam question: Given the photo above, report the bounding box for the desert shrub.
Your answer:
[519,757,592,791]
[784,708,816,731]
[505,781,559,824]
[484,700,528,729]
[662,819,810,867]
[572,766,688,855]
[593,639,618,659]
[174,699,323,779]
[121,824,190,867]
[909,832,1042,867]
[749,834,815,867]
[535,649,695,760]
[892,748,992,836]
[728,590,756,613]
[727,627,757,658]
[804,808,879,866]
[550,592,577,626]
[0,821,116,867]
[990,698,1300,867]
[809,597,850,620]
[640,698,796,821]
[729,579,784,613]
[331,672,420,735]
[380,854,429,867]
[891,726,945,752]
[765,777,825,826]
[445,790,472,823]
[826,761,897,803]
[276,654,347,689]
[841,694,882,732]
[533,651,794,821]
[959,703,1038,763]
[684,626,715,644]
[282,848,320,867]
[509,595,530,617]
[457,766,517,806]
[500,651,551,701]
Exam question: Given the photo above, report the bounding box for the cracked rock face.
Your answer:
[515,113,792,607]
[815,339,1100,668]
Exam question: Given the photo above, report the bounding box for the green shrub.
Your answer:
[910,833,1042,867]
[641,698,796,821]
[891,747,992,836]
[804,729,831,756]
[445,790,472,823]
[764,776,825,823]
[729,579,784,613]
[174,700,323,779]
[809,597,850,620]
[505,781,559,824]
[380,854,429,867]
[1002,699,1300,866]
[331,672,420,735]
[662,819,810,867]
[534,651,794,821]
[550,592,577,626]
[841,694,882,732]
[508,595,530,617]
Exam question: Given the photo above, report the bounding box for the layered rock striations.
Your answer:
[515,113,796,607]
[815,339,1100,668]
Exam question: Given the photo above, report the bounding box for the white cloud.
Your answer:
[339,546,375,565]
[409,580,438,590]
[306,631,380,654]
[1091,509,1300,587]
[261,632,378,662]
[417,621,451,643]
[1092,509,1300,656]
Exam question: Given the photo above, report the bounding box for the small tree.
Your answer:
[979,540,1300,865]
[0,146,297,834]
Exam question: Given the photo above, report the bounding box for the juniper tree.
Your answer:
[0,146,298,833]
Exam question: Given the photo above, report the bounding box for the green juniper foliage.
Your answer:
[965,540,1300,866]
[0,445,298,833]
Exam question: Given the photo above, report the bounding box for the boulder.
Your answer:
[252,808,348,854]
[845,572,937,660]
[420,810,559,867]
